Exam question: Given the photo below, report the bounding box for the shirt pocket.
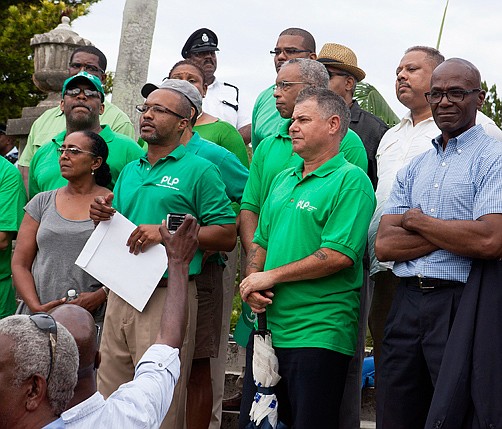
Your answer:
[440,182,475,220]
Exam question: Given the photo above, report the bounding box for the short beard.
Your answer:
[66,111,98,132]
[141,130,161,146]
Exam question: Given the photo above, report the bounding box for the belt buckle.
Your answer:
[418,276,434,290]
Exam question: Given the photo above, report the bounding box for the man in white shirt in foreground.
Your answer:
[57,216,199,428]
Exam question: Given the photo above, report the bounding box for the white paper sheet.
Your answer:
[75,212,167,312]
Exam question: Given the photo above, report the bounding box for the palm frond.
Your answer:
[437,0,450,49]
[354,82,400,127]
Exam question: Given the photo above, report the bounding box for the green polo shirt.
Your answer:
[254,153,375,355]
[251,84,287,152]
[186,132,248,213]
[29,125,145,198]
[193,120,249,169]
[19,101,135,167]
[113,144,236,277]
[241,119,368,215]
[0,157,27,318]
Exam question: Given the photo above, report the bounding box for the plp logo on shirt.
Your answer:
[296,200,317,212]
[157,175,180,190]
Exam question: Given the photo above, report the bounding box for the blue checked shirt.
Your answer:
[383,125,502,282]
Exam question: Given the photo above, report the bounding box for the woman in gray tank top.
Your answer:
[12,131,112,323]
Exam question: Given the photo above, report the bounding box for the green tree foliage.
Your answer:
[354,82,400,127]
[481,81,502,128]
[0,1,100,124]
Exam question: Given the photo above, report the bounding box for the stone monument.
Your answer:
[6,16,92,154]
[112,0,158,137]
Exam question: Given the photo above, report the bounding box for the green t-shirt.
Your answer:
[113,144,236,277]
[29,125,145,199]
[193,119,249,169]
[0,157,27,317]
[186,132,248,208]
[241,120,368,215]
[19,101,135,167]
[250,84,286,152]
[254,154,375,355]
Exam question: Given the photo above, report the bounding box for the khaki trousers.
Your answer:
[97,281,198,429]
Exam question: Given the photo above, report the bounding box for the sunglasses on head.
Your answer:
[29,313,57,382]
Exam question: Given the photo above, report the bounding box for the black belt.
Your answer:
[156,275,194,288]
[404,276,465,290]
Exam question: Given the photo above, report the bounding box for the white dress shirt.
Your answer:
[62,344,180,429]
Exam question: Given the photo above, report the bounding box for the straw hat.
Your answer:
[317,43,366,82]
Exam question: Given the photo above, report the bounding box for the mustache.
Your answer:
[141,120,155,128]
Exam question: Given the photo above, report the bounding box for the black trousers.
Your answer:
[239,331,351,429]
[376,279,465,429]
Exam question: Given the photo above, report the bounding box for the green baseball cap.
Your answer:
[61,71,105,101]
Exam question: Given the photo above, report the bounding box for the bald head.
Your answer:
[432,58,481,87]
[51,305,97,370]
[429,58,485,142]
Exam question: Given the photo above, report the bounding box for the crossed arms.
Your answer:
[375,208,502,262]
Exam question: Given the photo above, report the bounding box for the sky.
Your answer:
[71,0,502,118]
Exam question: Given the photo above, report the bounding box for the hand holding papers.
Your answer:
[76,212,167,311]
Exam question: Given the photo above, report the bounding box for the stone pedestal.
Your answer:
[6,16,91,154]
[6,106,53,155]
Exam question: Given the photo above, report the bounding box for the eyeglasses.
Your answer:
[29,313,57,382]
[274,81,311,91]
[57,147,96,157]
[65,88,101,99]
[135,104,187,120]
[69,62,105,74]
[424,89,481,104]
[270,48,312,56]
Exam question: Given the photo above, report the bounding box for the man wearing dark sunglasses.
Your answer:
[0,312,78,429]
[19,46,135,190]
[28,71,144,199]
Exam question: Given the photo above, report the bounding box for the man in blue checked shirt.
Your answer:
[374,58,502,429]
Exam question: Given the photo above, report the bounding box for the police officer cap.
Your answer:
[181,28,219,59]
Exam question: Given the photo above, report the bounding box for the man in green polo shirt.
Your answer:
[251,28,317,152]
[90,79,236,429]
[19,46,135,189]
[240,58,367,264]
[239,87,375,428]
[28,71,144,199]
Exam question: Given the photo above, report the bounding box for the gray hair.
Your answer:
[282,58,329,88]
[296,87,351,138]
[0,315,78,416]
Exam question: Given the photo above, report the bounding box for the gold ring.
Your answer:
[138,239,143,244]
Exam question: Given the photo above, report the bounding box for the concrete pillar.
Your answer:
[112,0,158,138]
